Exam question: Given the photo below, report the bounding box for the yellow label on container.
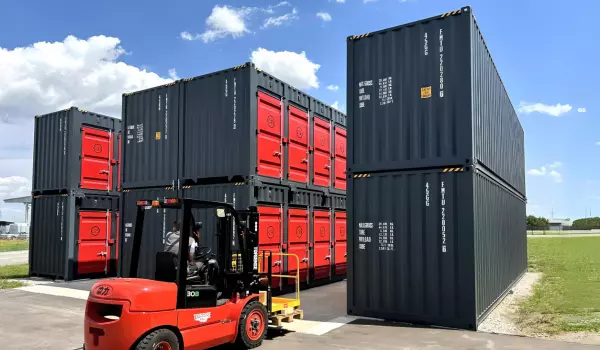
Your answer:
[155,132,161,140]
[421,86,432,99]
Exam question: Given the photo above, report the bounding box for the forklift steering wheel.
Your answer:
[195,246,212,260]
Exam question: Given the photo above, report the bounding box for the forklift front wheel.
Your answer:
[236,301,268,348]
[134,328,179,350]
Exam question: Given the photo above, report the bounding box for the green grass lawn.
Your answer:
[0,263,28,289]
[519,237,600,333]
[0,239,29,252]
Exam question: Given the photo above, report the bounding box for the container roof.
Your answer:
[3,196,31,204]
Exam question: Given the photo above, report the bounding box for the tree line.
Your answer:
[527,215,600,230]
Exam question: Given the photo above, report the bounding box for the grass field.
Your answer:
[0,240,29,252]
[519,236,600,333]
[0,263,28,289]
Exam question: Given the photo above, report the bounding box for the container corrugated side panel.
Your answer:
[120,187,179,279]
[33,110,70,191]
[470,16,525,196]
[180,67,251,181]
[348,169,477,330]
[30,195,68,278]
[473,169,527,323]
[347,12,473,172]
[122,84,180,188]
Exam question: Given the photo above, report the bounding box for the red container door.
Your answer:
[287,208,309,283]
[313,210,331,280]
[81,126,113,191]
[258,206,283,289]
[334,211,347,275]
[334,127,347,190]
[78,211,111,275]
[288,105,309,183]
[257,92,283,179]
[313,117,331,188]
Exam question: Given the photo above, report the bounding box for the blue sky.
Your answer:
[0,0,598,221]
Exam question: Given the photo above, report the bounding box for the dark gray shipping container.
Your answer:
[347,6,525,196]
[121,83,180,189]
[121,63,347,192]
[347,166,526,330]
[120,182,288,279]
[32,107,121,194]
[30,193,119,281]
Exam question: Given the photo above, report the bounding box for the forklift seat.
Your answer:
[155,252,178,283]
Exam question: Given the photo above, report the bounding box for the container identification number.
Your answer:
[233,78,237,130]
[425,182,430,206]
[424,32,429,56]
[441,181,447,253]
[358,223,373,250]
[439,29,445,98]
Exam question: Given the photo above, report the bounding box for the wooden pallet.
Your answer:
[270,308,304,327]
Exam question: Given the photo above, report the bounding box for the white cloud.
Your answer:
[198,5,254,43]
[327,85,339,91]
[262,8,298,29]
[168,68,179,80]
[364,0,378,3]
[335,0,346,3]
[0,35,172,121]
[180,31,197,41]
[549,170,562,183]
[578,107,587,113]
[250,48,320,90]
[316,12,332,22]
[527,162,563,183]
[517,102,572,117]
[596,141,600,146]
[264,1,291,13]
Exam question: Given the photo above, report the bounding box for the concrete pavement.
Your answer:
[0,250,28,266]
[1,284,598,350]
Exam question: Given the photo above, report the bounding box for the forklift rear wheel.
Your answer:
[236,300,268,348]
[134,328,179,350]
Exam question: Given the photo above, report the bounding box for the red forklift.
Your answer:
[83,197,286,349]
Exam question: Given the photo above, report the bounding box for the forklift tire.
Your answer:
[134,328,179,350]
[235,300,268,348]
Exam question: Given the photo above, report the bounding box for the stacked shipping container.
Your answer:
[30,107,121,281]
[119,63,347,292]
[346,7,526,330]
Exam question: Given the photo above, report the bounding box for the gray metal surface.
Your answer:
[347,166,526,330]
[346,7,524,196]
[32,107,121,194]
[30,194,119,281]
[121,83,180,188]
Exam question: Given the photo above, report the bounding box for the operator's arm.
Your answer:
[188,237,196,263]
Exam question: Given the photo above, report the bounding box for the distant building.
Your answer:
[548,219,572,231]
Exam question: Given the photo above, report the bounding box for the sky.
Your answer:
[0,0,598,221]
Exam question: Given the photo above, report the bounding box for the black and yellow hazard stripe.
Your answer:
[441,9,461,18]
[353,173,371,178]
[349,33,371,41]
[234,182,246,186]
[442,167,464,172]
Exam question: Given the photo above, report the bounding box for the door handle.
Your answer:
[99,170,109,174]
[344,253,347,258]
[97,252,107,257]
[273,152,281,157]
[301,159,308,164]
[324,165,330,169]
[301,258,308,263]
[325,255,331,260]
[273,260,282,266]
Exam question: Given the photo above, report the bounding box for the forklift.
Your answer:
[83,197,299,349]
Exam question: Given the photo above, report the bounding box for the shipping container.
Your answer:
[121,83,180,189]
[346,6,525,196]
[121,63,347,192]
[347,166,526,330]
[30,193,119,281]
[32,107,121,194]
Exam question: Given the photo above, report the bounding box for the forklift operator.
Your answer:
[164,220,197,264]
